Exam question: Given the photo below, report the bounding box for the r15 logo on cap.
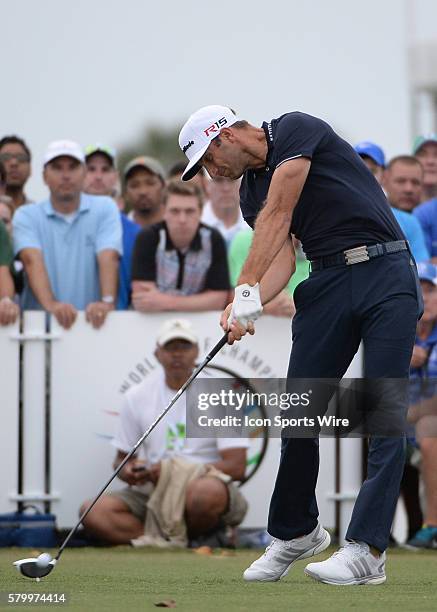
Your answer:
[204,117,228,137]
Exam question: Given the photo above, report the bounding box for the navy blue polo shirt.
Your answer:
[239,112,404,259]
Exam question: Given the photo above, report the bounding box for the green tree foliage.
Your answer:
[117,124,184,180]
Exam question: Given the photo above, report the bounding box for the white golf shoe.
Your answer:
[304,541,386,585]
[243,523,331,582]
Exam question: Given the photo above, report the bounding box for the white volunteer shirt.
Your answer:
[201,201,249,248]
[112,369,249,467]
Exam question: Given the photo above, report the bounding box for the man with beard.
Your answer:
[123,156,166,229]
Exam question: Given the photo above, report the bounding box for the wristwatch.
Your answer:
[101,295,115,304]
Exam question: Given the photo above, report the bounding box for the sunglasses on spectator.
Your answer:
[0,152,30,163]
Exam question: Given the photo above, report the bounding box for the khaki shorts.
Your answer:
[110,478,248,527]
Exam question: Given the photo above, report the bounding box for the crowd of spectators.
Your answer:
[1,129,437,549]
[2,131,437,328]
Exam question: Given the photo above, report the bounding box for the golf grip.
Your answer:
[55,331,229,558]
[205,331,229,361]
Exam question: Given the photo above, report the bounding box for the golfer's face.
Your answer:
[202,138,245,180]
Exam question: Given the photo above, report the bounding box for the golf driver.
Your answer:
[14,331,229,580]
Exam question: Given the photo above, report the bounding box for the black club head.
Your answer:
[13,558,57,580]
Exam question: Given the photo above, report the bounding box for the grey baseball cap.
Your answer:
[123,156,165,182]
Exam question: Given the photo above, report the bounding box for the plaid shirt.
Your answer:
[156,225,213,295]
[131,221,230,295]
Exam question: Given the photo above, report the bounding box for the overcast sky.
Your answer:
[2,0,437,200]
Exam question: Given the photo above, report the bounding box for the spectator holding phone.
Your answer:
[80,319,248,546]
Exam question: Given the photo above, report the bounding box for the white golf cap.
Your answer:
[157,319,198,347]
[179,105,241,181]
[44,140,85,165]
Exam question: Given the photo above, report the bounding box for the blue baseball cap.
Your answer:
[417,262,437,285]
[354,141,386,168]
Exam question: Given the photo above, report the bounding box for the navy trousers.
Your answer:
[267,250,422,552]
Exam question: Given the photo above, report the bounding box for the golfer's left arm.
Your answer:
[259,236,296,305]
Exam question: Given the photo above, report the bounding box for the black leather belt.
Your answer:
[310,240,408,271]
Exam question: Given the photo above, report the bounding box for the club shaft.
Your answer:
[55,332,228,559]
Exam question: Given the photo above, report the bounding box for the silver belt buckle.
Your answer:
[344,245,370,265]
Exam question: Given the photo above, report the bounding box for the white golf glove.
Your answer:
[228,283,263,329]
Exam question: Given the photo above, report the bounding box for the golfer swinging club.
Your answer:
[178,106,422,586]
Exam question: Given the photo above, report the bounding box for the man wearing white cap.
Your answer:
[13,140,122,329]
[179,106,422,585]
[80,318,249,546]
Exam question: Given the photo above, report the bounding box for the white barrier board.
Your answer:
[49,311,362,530]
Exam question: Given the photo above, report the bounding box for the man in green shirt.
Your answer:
[0,220,19,325]
[228,230,310,316]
